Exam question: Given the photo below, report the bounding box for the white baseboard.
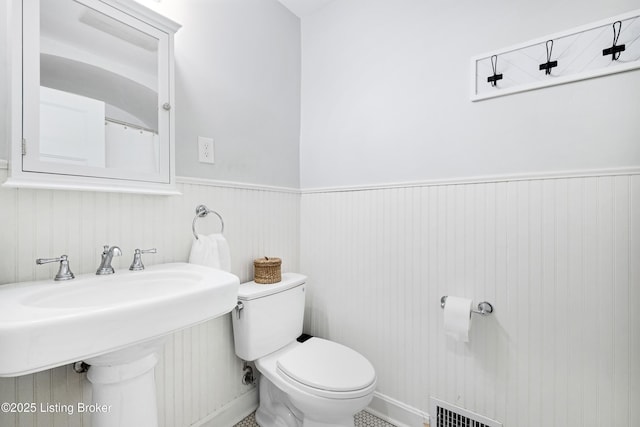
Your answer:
[366,392,430,427]
[192,387,259,427]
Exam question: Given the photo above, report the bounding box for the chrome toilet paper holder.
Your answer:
[440,296,494,316]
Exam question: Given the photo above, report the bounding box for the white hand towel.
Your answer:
[188,233,231,272]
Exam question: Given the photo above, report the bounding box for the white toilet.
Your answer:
[232,273,376,427]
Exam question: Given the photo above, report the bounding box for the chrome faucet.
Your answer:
[96,245,122,275]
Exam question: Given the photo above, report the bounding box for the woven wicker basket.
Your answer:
[253,257,282,284]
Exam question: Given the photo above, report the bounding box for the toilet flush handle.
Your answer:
[235,301,244,319]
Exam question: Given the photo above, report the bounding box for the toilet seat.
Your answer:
[276,337,376,399]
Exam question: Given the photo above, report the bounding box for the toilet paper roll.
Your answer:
[443,296,472,342]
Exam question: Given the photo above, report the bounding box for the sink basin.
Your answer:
[0,262,239,377]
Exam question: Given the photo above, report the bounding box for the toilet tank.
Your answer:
[232,273,306,361]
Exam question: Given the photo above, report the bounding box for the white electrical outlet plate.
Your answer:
[198,136,215,164]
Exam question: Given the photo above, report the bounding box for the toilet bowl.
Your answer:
[255,338,376,427]
[231,274,376,427]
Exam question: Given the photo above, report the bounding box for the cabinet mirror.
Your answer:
[7,0,180,193]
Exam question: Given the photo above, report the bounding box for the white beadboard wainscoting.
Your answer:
[0,168,300,427]
[301,173,640,427]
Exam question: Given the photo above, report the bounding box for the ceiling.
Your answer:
[276,0,336,18]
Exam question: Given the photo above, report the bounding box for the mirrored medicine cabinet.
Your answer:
[5,0,181,194]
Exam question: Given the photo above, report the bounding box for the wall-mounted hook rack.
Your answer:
[471,8,640,101]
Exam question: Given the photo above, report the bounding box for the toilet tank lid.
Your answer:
[237,273,306,300]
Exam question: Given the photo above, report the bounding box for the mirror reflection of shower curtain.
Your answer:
[105,121,159,174]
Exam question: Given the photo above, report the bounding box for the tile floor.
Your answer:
[234,410,396,427]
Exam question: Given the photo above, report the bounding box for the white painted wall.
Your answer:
[299,0,640,189]
[147,0,301,188]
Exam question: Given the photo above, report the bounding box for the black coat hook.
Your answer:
[539,40,558,75]
[487,55,503,87]
[602,20,625,60]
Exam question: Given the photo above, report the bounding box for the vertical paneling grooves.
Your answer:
[0,170,300,427]
[0,170,637,427]
[300,174,639,427]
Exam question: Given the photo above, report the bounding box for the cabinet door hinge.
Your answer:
[21,138,26,156]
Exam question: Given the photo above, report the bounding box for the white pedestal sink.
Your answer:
[0,263,239,427]
[85,338,167,427]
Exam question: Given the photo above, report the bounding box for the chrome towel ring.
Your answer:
[192,204,224,240]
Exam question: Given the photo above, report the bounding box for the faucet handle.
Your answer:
[129,248,157,271]
[36,255,75,281]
